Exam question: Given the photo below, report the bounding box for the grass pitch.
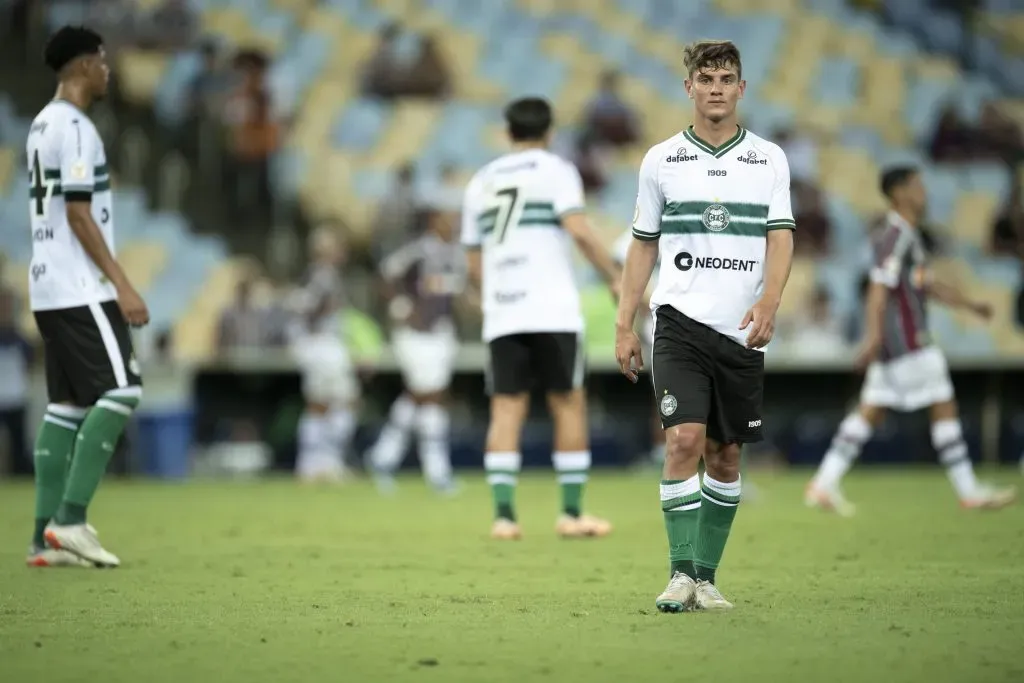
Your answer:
[1,469,1022,683]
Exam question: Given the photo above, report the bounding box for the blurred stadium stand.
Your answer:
[0,0,1021,362]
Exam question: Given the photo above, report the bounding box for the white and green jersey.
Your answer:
[632,126,795,350]
[461,148,586,342]
[26,100,116,311]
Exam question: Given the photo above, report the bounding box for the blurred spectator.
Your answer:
[0,289,31,475]
[138,0,196,51]
[792,183,831,255]
[583,70,640,147]
[216,274,283,352]
[773,126,818,188]
[573,132,610,195]
[361,22,405,99]
[187,39,230,123]
[977,103,1024,166]
[223,49,280,225]
[786,286,848,359]
[403,34,451,99]
[991,182,1023,256]
[371,163,420,263]
[929,104,972,162]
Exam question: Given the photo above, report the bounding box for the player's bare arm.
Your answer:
[925,276,993,320]
[65,200,148,326]
[740,227,792,349]
[856,281,888,369]
[615,237,658,382]
[561,212,621,296]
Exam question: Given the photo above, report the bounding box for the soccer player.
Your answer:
[368,206,465,494]
[806,166,1016,514]
[289,227,358,482]
[615,41,795,611]
[461,97,620,540]
[26,26,149,568]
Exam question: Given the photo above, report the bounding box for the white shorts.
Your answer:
[392,324,457,394]
[291,332,359,405]
[860,346,954,412]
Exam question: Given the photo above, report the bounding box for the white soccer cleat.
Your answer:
[26,546,94,568]
[694,580,734,611]
[490,518,522,540]
[44,523,120,568]
[805,483,856,517]
[961,484,1017,510]
[655,571,697,613]
[555,513,613,538]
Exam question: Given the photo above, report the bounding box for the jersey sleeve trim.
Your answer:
[64,190,92,202]
[766,219,795,230]
[632,228,660,241]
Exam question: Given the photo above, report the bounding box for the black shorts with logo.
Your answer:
[486,332,583,395]
[651,305,764,444]
[33,300,142,407]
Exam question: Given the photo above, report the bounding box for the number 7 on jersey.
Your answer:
[492,187,521,244]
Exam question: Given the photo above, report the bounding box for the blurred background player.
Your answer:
[806,166,1016,515]
[288,227,358,482]
[27,26,149,568]
[613,229,664,466]
[367,205,466,494]
[462,97,620,540]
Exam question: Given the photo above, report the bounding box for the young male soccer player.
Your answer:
[806,167,1015,514]
[615,40,795,611]
[27,26,149,567]
[368,207,465,494]
[461,97,620,540]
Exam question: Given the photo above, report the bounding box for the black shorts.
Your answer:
[651,306,764,444]
[486,332,583,395]
[34,300,142,407]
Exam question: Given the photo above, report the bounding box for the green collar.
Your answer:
[683,125,746,158]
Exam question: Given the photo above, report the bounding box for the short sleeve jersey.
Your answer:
[460,149,586,342]
[380,234,466,331]
[26,100,116,311]
[632,126,795,350]
[868,211,931,360]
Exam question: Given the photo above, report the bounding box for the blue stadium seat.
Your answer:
[816,57,860,109]
[331,98,391,152]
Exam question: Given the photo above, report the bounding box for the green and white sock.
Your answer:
[484,451,521,521]
[56,387,141,526]
[553,450,590,517]
[661,475,701,579]
[695,474,742,584]
[32,404,87,547]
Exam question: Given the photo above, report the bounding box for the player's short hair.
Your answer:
[504,97,553,142]
[683,40,742,79]
[44,25,103,73]
[879,165,919,199]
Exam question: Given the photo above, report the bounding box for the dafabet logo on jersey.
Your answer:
[737,150,767,166]
[665,146,697,163]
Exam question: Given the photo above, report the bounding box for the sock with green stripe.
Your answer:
[484,451,521,522]
[694,473,742,584]
[553,450,590,517]
[661,475,701,579]
[32,404,87,547]
[55,389,141,526]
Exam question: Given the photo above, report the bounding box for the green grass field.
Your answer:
[2,469,1023,683]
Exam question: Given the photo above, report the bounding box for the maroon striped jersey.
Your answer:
[868,211,931,361]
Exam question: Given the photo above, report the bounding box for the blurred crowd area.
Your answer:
[1,0,1024,367]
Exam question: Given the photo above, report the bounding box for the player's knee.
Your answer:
[665,424,703,463]
[704,442,741,481]
[96,387,143,414]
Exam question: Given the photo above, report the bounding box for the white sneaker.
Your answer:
[961,484,1016,510]
[44,523,120,568]
[694,580,734,610]
[805,483,856,517]
[26,546,94,568]
[655,571,697,613]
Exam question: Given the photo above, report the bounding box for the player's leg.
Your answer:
[806,403,885,515]
[294,334,352,482]
[539,333,610,537]
[409,326,458,494]
[46,302,145,567]
[367,392,416,490]
[693,438,740,610]
[929,399,1015,508]
[650,311,713,612]
[484,335,531,539]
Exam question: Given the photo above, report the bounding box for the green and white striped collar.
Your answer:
[682,125,746,158]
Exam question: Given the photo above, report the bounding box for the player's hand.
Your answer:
[117,283,149,327]
[854,335,881,371]
[739,298,778,349]
[615,324,643,383]
[971,301,994,321]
